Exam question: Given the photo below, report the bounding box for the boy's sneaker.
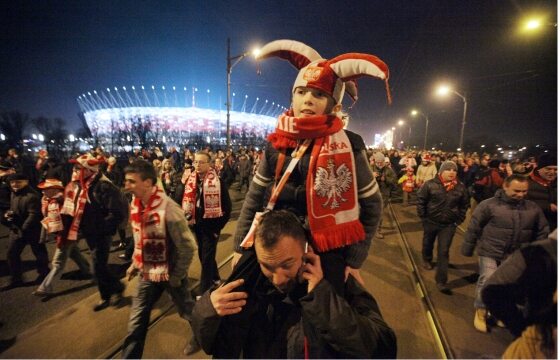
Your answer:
[474,308,488,333]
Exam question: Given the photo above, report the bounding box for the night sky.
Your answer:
[1,0,557,150]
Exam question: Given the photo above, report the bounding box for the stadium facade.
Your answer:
[77,86,285,150]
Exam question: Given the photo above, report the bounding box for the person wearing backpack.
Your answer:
[61,153,125,311]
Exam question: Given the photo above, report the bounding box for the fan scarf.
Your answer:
[41,193,64,234]
[182,167,223,225]
[438,175,458,192]
[530,171,551,187]
[61,170,97,241]
[267,110,364,252]
[130,186,170,282]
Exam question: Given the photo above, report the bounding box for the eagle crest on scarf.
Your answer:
[314,158,352,209]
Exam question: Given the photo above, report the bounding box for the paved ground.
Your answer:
[0,188,514,359]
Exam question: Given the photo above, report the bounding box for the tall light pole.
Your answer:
[436,85,468,151]
[411,109,430,150]
[226,39,260,149]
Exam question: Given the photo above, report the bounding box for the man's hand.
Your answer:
[231,252,242,270]
[126,266,139,281]
[210,279,248,316]
[300,246,323,293]
[344,266,365,286]
[551,203,557,212]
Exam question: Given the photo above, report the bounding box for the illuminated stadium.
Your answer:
[77,85,286,150]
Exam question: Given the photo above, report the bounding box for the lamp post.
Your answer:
[436,85,468,151]
[226,38,259,149]
[411,109,430,150]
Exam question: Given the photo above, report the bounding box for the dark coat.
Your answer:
[417,176,470,225]
[482,234,557,337]
[462,189,549,260]
[527,175,557,231]
[1,186,41,241]
[79,174,125,238]
[192,272,397,359]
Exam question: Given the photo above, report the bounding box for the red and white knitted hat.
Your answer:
[37,178,64,190]
[255,39,391,105]
[69,153,105,171]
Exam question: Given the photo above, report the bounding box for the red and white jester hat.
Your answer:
[69,153,105,172]
[255,39,391,105]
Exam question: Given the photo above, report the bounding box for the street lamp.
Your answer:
[226,38,259,149]
[436,85,468,151]
[411,109,429,150]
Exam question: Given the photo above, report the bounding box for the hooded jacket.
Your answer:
[462,189,549,260]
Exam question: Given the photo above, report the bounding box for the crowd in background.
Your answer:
[0,143,557,358]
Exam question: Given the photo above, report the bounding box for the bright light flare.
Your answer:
[398,119,405,126]
[411,109,418,116]
[526,19,542,30]
[436,85,451,97]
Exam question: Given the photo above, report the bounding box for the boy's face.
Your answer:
[292,87,337,118]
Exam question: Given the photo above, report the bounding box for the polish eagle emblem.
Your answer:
[205,194,220,207]
[314,159,352,209]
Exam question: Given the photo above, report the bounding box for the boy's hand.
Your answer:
[210,279,248,316]
[300,246,323,293]
[344,266,365,286]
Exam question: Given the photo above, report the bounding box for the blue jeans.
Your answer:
[38,240,91,293]
[122,276,195,359]
[421,221,457,285]
[474,256,500,309]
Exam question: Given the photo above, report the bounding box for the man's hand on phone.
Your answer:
[300,245,323,293]
[210,279,248,316]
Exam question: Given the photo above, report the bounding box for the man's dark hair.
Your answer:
[195,151,211,162]
[124,159,157,184]
[504,174,529,186]
[255,210,307,250]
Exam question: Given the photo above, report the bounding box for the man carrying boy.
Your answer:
[232,40,391,292]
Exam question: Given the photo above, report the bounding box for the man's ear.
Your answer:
[332,104,342,114]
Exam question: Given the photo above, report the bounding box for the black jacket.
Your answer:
[192,272,397,359]
[462,189,549,260]
[78,174,125,237]
[417,176,470,225]
[482,232,557,337]
[1,186,41,241]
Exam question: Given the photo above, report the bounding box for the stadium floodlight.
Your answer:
[114,87,118,91]
[107,88,111,92]
[131,86,135,90]
[151,85,155,90]
[123,86,126,91]
[141,85,145,90]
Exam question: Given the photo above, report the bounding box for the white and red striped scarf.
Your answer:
[61,170,96,241]
[130,186,170,282]
[41,192,64,234]
[268,110,364,252]
[182,167,223,225]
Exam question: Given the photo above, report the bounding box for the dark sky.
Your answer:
[1,0,557,149]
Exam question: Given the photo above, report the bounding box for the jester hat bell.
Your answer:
[255,39,391,105]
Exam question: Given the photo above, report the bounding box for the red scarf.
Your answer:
[268,110,364,252]
[61,170,96,241]
[182,167,223,225]
[41,192,64,234]
[530,171,551,187]
[130,187,170,282]
[438,175,458,192]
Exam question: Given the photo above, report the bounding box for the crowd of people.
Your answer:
[0,37,557,359]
